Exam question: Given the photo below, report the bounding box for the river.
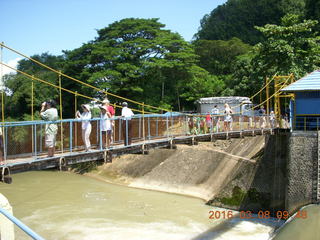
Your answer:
[1,171,283,240]
[272,204,320,240]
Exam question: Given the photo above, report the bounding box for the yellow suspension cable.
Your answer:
[0,43,171,113]
[0,62,154,114]
[230,73,277,111]
[58,72,64,153]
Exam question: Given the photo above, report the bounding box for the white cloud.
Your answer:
[0,57,22,79]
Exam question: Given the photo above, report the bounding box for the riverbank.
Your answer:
[86,136,267,208]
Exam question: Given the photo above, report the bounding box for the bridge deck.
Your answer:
[1,128,273,174]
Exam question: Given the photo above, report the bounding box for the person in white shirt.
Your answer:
[76,104,92,152]
[121,102,134,146]
[40,100,58,157]
[99,105,112,148]
[211,105,220,132]
[223,103,233,132]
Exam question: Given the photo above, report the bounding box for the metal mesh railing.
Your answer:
[0,113,281,164]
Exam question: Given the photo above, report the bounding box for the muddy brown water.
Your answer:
[1,171,283,240]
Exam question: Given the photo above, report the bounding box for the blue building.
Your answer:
[282,70,320,131]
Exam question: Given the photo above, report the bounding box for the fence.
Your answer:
[0,113,281,163]
[295,116,320,131]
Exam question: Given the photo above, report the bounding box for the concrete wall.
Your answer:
[285,131,318,213]
[208,132,289,213]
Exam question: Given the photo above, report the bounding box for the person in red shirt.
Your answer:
[102,99,115,144]
[205,112,212,133]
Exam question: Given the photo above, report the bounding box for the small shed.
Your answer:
[281,70,320,130]
[196,96,253,116]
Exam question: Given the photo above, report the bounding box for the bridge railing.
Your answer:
[0,207,45,240]
[0,113,282,162]
[294,116,320,131]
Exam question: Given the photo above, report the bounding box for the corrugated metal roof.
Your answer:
[196,96,250,104]
[282,70,320,92]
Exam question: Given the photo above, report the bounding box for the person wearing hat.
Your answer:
[40,100,58,157]
[102,98,115,143]
[76,104,92,152]
[121,102,134,146]
[99,105,112,148]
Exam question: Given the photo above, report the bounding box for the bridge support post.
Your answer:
[104,150,112,163]
[0,167,12,184]
[141,144,149,155]
[58,157,67,171]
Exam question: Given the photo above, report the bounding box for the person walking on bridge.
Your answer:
[99,105,112,149]
[102,99,115,143]
[76,104,92,152]
[211,105,220,132]
[40,100,58,157]
[223,103,233,132]
[258,106,266,129]
[121,102,134,146]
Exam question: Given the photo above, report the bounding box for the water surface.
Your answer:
[0,171,282,240]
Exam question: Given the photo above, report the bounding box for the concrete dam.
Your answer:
[87,132,320,216]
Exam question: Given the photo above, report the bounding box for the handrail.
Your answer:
[0,207,45,240]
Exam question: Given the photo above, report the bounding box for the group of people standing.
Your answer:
[189,103,234,134]
[206,103,233,132]
[40,98,134,157]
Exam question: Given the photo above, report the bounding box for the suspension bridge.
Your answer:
[0,42,295,183]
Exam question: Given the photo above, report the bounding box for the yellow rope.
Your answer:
[230,73,277,111]
[0,43,171,113]
[0,62,154,114]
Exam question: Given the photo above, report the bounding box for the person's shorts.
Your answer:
[224,115,232,122]
[45,134,56,148]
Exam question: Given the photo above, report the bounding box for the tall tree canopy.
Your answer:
[64,18,222,111]
[193,37,251,75]
[195,0,306,44]
[231,14,320,97]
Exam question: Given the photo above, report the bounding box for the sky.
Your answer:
[0,0,227,77]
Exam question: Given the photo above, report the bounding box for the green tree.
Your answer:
[193,38,251,75]
[305,0,320,31]
[231,14,320,97]
[4,53,64,120]
[253,14,320,78]
[64,18,221,111]
[195,0,305,44]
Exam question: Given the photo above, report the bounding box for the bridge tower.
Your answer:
[273,74,295,127]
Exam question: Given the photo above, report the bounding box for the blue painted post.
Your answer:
[139,117,141,139]
[34,124,37,158]
[186,115,188,135]
[126,119,128,146]
[40,124,43,153]
[156,117,158,137]
[148,117,150,140]
[4,126,7,161]
[119,119,122,142]
[96,120,99,147]
[171,113,173,137]
[166,116,169,138]
[99,118,103,151]
[69,120,73,153]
